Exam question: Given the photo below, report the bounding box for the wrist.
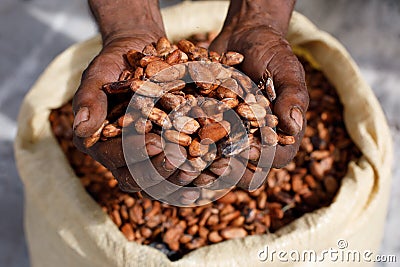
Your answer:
[89,0,165,45]
[226,0,296,35]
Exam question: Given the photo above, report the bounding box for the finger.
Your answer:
[112,167,141,193]
[209,31,230,54]
[118,143,187,192]
[141,187,201,206]
[237,167,268,191]
[72,53,124,137]
[167,187,201,206]
[212,157,247,189]
[271,56,308,135]
[73,133,164,170]
[167,163,200,186]
[208,0,241,54]
[236,31,309,136]
[111,155,171,194]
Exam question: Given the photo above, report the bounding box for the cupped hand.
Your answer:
[210,20,309,167]
[72,30,201,204]
[209,6,309,189]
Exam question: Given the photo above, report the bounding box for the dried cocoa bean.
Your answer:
[83,120,108,148]
[142,107,172,129]
[130,80,164,98]
[173,116,200,135]
[164,130,192,146]
[102,123,122,138]
[198,121,230,144]
[220,52,244,66]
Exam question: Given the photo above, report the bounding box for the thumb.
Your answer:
[241,39,308,135]
[72,53,123,137]
[270,56,309,136]
[72,78,108,138]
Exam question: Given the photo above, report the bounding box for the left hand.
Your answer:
[209,0,309,188]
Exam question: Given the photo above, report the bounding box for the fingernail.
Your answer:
[290,107,303,131]
[73,107,89,130]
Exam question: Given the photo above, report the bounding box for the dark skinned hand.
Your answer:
[72,0,309,203]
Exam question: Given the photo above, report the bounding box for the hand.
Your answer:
[72,0,201,205]
[210,0,309,169]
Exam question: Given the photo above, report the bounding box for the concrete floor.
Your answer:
[0,0,399,266]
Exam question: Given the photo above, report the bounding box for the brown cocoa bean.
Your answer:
[198,121,230,144]
[164,130,192,146]
[188,138,209,157]
[121,223,135,241]
[220,52,244,66]
[166,49,182,65]
[177,39,196,54]
[126,49,143,68]
[156,37,172,56]
[277,132,296,145]
[142,44,158,56]
[265,114,278,128]
[188,157,208,171]
[102,123,122,138]
[236,103,267,121]
[160,79,186,93]
[142,107,172,129]
[193,172,217,187]
[83,120,108,148]
[208,231,223,243]
[102,79,134,94]
[188,62,216,91]
[139,55,161,67]
[220,227,247,239]
[145,60,170,78]
[134,118,152,135]
[173,116,200,135]
[260,126,278,146]
[130,80,164,98]
[133,67,144,79]
[117,111,140,127]
[159,93,186,111]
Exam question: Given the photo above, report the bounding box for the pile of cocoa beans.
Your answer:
[50,36,360,259]
[81,37,296,192]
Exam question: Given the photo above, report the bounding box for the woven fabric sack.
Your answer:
[15,1,392,266]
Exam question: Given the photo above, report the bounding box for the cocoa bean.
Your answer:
[277,132,296,145]
[159,93,186,111]
[102,123,122,138]
[117,111,140,128]
[164,130,192,147]
[102,79,134,94]
[130,80,164,98]
[236,103,267,121]
[173,116,200,135]
[198,121,230,144]
[220,227,247,239]
[126,49,143,68]
[134,118,152,135]
[220,52,244,66]
[83,120,108,148]
[142,44,158,56]
[142,107,172,129]
[156,37,172,56]
[139,55,161,67]
[260,126,278,146]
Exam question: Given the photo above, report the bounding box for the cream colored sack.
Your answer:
[15,2,392,267]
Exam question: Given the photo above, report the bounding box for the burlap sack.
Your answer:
[15,1,392,266]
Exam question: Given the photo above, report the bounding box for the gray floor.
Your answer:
[0,0,399,266]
